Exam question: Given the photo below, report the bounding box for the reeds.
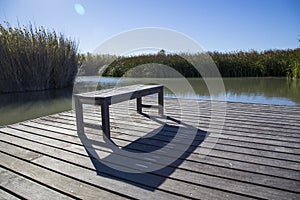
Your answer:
[211,49,300,78]
[88,48,300,78]
[0,22,79,93]
[79,53,117,76]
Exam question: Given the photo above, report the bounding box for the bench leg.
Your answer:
[137,97,142,114]
[74,97,84,135]
[101,104,111,139]
[158,89,164,115]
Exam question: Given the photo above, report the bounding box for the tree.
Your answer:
[158,49,166,56]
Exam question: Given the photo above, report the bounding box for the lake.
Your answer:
[0,77,299,126]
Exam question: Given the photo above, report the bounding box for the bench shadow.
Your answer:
[81,115,208,191]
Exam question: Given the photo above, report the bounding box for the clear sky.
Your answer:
[0,0,299,53]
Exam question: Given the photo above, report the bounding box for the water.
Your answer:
[0,88,73,126]
[76,77,300,105]
[1,77,299,126]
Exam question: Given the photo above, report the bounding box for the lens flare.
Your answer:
[74,3,85,15]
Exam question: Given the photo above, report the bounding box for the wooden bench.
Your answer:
[74,84,164,139]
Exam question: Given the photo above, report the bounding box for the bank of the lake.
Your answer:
[0,77,299,126]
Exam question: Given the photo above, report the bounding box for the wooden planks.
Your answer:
[1,97,300,199]
[0,166,73,200]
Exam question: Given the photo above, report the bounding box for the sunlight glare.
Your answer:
[74,3,85,16]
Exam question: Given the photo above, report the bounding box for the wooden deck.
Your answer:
[1,97,300,199]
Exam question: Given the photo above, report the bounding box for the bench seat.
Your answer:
[74,84,164,139]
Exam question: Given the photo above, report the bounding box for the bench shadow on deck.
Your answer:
[2,97,300,199]
[82,114,207,190]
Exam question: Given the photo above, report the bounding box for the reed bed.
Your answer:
[78,53,117,76]
[211,49,300,78]
[80,49,300,79]
[0,22,79,93]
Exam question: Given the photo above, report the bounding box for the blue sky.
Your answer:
[0,0,299,53]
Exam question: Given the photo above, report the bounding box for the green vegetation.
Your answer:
[211,49,300,78]
[80,49,300,79]
[78,53,116,76]
[104,54,200,77]
[0,22,79,93]
[1,21,298,94]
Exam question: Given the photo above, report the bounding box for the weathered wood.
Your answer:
[2,131,297,200]
[0,151,128,200]
[0,188,20,200]
[75,84,163,104]
[74,84,164,139]
[4,123,299,193]
[74,96,84,135]
[1,128,300,199]
[1,98,300,199]
[101,103,110,138]
[0,141,248,200]
[137,97,142,114]
[32,115,300,163]
[75,102,300,135]
[21,119,297,174]
[2,122,300,183]
[0,167,73,200]
[72,110,300,141]
[45,112,300,149]
[68,99,300,127]
[19,116,300,167]
[30,116,300,155]
[158,88,164,115]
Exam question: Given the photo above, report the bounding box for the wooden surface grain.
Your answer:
[1,97,300,199]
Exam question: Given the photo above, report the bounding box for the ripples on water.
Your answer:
[76,77,300,106]
[1,77,299,125]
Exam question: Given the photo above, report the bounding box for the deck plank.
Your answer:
[38,114,300,149]
[0,188,21,200]
[6,118,300,179]
[34,115,300,155]
[62,106,300,139]
[1,98,300,199]
[31,116,300,162]
[0,166,73,200]
[6,123,300,184]
[0,131,257,199]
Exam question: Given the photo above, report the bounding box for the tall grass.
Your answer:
[82,48,299,78]
[78,53,117,76]
[210,49,300,78]
[103,54,200,77]
[0,22,79,93]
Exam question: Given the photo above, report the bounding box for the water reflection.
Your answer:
[1,77,299,126]
[0,88,72,126]
[77,76,300,105]
[223,78,300,105]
